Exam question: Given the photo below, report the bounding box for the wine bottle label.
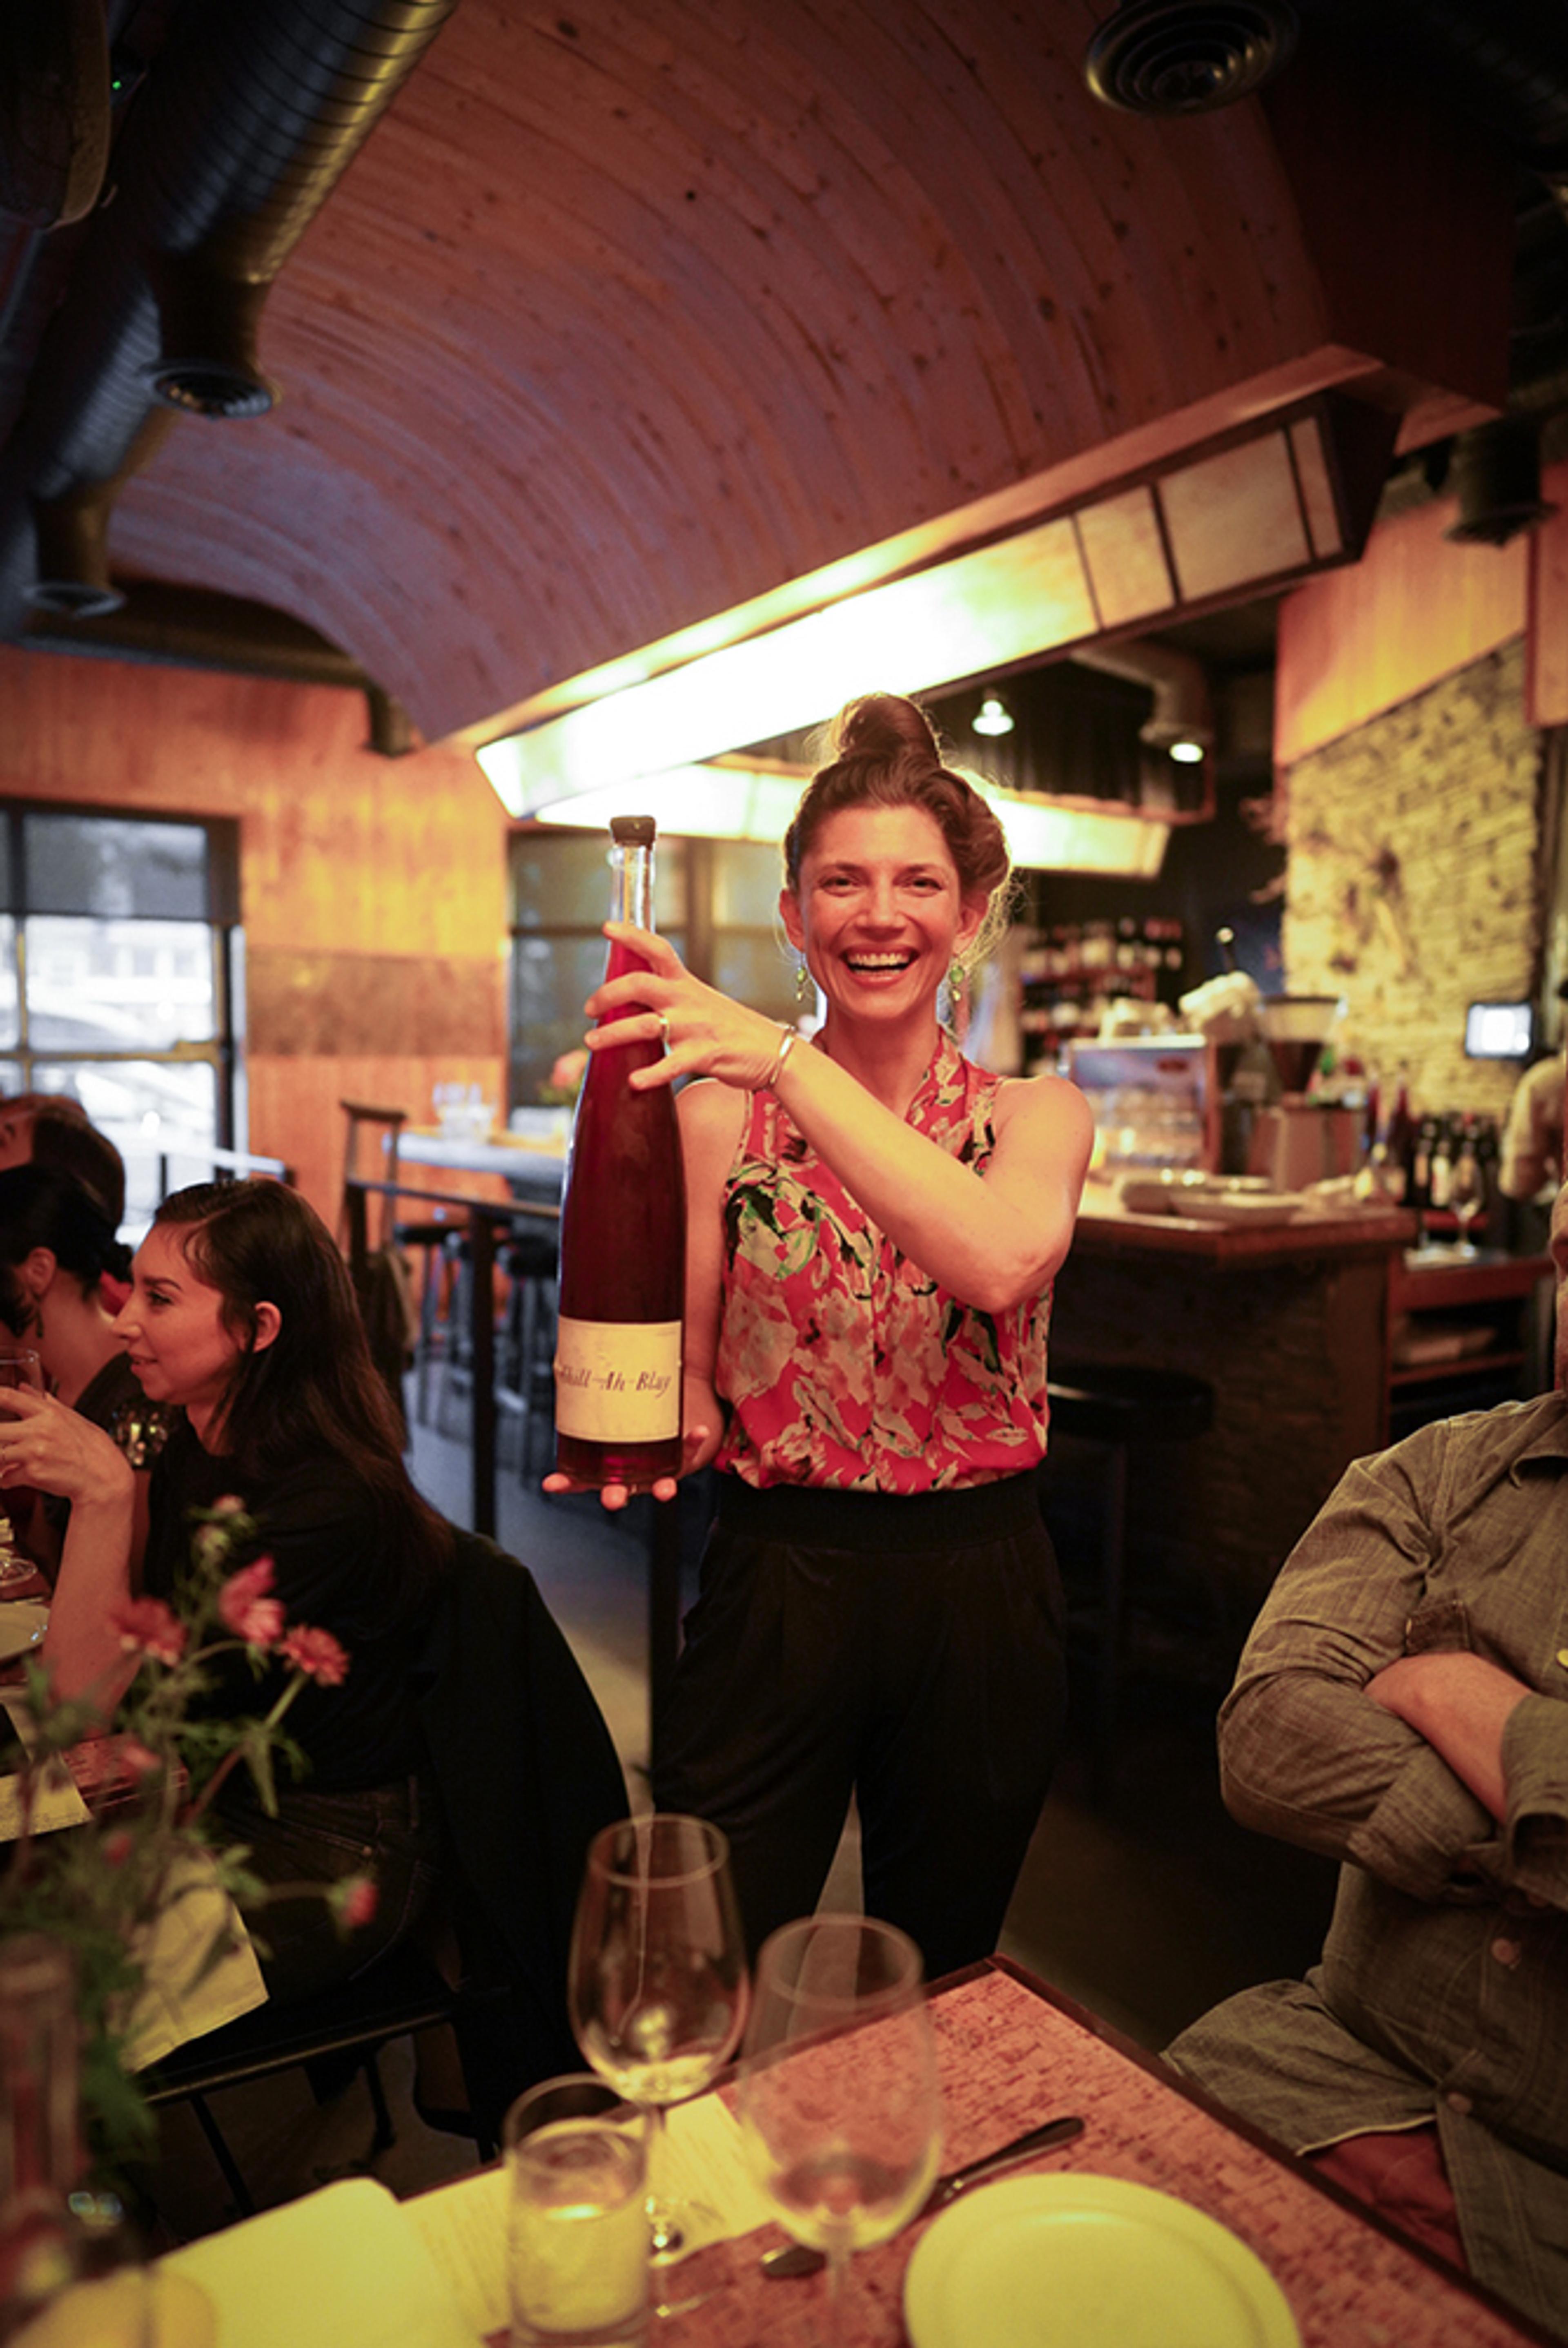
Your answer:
[555,1317,682,1441]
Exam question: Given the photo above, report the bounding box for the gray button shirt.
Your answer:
[1166,1391,1568,2337]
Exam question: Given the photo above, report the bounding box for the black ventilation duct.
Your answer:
[0,0,456,630]
[1084,0,1300,115]
[1444,415,1560,546]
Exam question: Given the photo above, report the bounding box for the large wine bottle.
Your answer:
[554,816,686,1490]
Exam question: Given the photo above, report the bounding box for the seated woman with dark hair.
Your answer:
[0,1163,167,1580]
[0,1178,453,2000]
[0,1094,127,1228]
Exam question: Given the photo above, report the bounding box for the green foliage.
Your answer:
[0,1500,362,2172]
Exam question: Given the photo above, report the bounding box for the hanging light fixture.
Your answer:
[972,693,1016,738]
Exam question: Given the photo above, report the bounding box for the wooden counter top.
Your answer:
[1075,1188,1417,1267]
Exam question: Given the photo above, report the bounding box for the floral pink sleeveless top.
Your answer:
[713,1032,1052,1494]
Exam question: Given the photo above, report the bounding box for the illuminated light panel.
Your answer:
[477,515,1093,816]
[1168,738,1207,764]
[522,765,1169,878]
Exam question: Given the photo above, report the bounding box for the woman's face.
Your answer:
[782,803,983,1024]
[113,1224,245,1424]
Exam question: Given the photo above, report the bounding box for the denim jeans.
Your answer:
[215,1775,442,2004]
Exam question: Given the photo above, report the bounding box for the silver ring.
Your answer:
[657,1013,672,1055]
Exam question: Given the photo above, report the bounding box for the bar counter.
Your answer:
[1047,1188,1417,1659]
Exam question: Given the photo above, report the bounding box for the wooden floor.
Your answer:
[140,1395,1338,2246]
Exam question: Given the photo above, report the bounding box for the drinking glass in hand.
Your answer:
[0,1349,45,1590]
[737,1914,943,2346]
[568,1815,749,2262]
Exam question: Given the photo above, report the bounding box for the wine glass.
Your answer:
[568,1813,749,2263]
[1448,1145,1486,1257]
[0,1348,45,1590]
[737,1915,943,2346]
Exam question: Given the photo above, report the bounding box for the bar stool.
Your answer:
[403,1216,464,1425]
[498,1226,559,1484]
[1045,1362,1214,1796]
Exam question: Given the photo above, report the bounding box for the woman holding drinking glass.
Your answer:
[551,692,1093,1977]
[0,1179,451,1998]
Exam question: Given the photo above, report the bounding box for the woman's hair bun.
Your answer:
[830,692,942,768]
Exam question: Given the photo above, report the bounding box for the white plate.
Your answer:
[0,1601,48,1661]
[1175,1193,1301,1225]
[903,2173,1299,2348]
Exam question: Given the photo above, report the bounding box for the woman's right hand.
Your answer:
[0,1387,134,1510]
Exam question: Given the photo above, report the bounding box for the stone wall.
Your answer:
[1280,639,1541,1119]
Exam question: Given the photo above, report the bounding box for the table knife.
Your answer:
[761,2111,1085,2277]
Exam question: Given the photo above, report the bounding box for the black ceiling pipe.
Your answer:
[0,0,456,633]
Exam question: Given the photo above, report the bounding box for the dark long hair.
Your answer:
[151,1180,450,1584]
[0,1164,132,1336]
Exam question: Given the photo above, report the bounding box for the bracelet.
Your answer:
[763,1025,799,1090]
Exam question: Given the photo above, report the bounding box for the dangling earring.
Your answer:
[795,957,813,1004]
[947,961,967,1007]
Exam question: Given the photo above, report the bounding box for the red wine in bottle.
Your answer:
[554,815,686,1490]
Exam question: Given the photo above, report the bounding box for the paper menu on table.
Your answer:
[162,2176,483,2347]
[0,1688,89,1840]
[406,2093,779,2339]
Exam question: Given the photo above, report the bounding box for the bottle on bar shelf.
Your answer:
[553,816,686,1492]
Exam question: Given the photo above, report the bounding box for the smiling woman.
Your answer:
[548,692,1095,1975]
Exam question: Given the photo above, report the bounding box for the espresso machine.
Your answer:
[1246,995,1359,1188]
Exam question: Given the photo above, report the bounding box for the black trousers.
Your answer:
[217,1775,442,2003]
[653,1472,1067,1982]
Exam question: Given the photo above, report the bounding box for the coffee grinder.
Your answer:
[1247,995,1359,1188]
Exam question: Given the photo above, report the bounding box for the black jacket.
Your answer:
[415,1528,629,2140]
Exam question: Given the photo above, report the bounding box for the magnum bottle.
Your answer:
[553,817,686,1490]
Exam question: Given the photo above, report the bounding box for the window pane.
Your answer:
[713,933,800,1021]
[510,831,686,931]
[712,838,786,926]
[34,1060,217,1231]
[0,1063,20,1099]
[24,814,209,919]
[0,918,16,1050]
[0,822,11,912]
[25,917,216,1051]
[508,930,687,1105]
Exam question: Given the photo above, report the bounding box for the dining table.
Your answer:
[0,1575,270,2069]
[156,1953,1557,2348]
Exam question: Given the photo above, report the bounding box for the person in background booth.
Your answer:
[0,1178,451,1999]
[1165,1178,1568,2340]
[0,1164,166,1582]
[0,1094,126,1230]
[550,690,1094,1978]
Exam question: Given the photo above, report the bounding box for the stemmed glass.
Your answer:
[737,1914,943,2346]
[1448,1144,1486,1257]
[0,1348,45,1590]
[568,1813,749,2263]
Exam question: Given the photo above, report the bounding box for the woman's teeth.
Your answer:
[845,952,913,970]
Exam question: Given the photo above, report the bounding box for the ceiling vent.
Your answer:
[1084,0,1299,115]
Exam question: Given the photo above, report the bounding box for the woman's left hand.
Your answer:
[0,1386,134,1509]
[586,924,789,1092]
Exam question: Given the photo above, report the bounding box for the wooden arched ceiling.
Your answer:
[102,0,1512,743]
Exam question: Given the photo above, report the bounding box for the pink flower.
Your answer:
[279,1624,350,1686]
[102,1829,134,1869]
[331,1874,379,1931]
[217,1557,284,1648]
[111,1598,186,1666]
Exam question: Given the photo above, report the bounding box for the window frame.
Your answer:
[0,799,241,1150]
